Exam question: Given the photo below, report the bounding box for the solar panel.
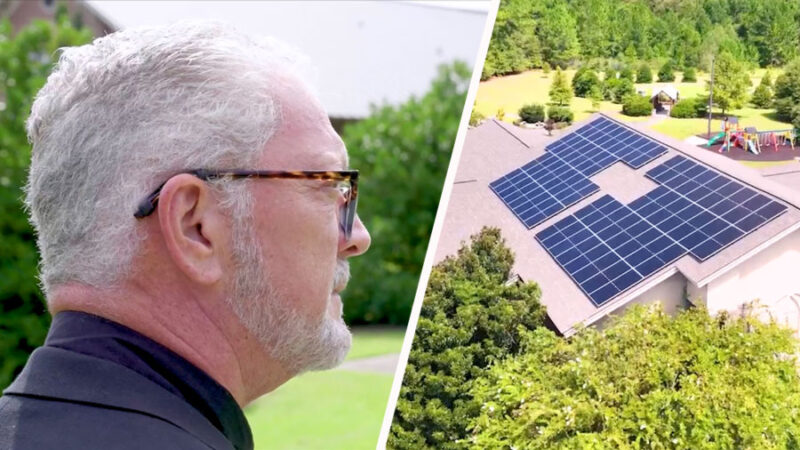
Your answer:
[491,117,668,228]
[641,156,787,260]
[537,195,685,306]
[538,156,788,306]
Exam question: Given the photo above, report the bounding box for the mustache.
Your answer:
[333,259,350,293]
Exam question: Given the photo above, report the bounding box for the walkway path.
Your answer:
[338,353,400,375]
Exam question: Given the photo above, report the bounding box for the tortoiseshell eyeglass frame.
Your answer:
[134,169,359,240]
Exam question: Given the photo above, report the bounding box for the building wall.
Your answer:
[705,229,800,321]
[6,0,113,37]
[593,271,688,329]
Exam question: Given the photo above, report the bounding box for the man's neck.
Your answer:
[48,281,293,405]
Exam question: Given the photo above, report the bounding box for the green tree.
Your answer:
[472,305,800,448]
[619,65,634,81]
[537,0,580,68]
[342,62,471,324]
[636,63,653,83]
[708,52,751,115]
[571,65,601,97]
[589,84,603,110]
[774,58,800,129]
[751,75,774,108]
[483,0,541,78]
[0,17,92,389]
[389,228,546,449]
[682,66,697,82]
[549,67,573,106]
[657,60,676,82]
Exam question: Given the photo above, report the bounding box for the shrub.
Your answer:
[389,228,546,449]
[571,66,601,97]
[542,61,551,74]
[619,65,634,81]
[658,60,675,82]
[547,105,574,124]
[604,77,636,103]
[621,94,652,116]
[636,63,653,83]
[471,305,800,449]
[670,98,702,118]
[469,108,485,126]
[751,83,773,108]
[682,66,697,82]
[518,103,545,123]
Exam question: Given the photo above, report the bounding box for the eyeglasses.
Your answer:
[134,169,359,240]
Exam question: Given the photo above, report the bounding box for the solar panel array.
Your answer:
[537,155,788,306]
[490,117,667,228]
[536,196,686,306]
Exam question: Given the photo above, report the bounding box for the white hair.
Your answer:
[24,21,315,296]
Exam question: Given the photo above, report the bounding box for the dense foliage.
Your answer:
[636,64,652,83]
[0,17,92,390]
[389,228,546,449]
[682,66,697,82]
[774,58,800,129]
[343,62,471,324]
[604,77,636,104]
[670,97,707,118]
[483,0,800,79]
[571,66,601,97]
[518,103,545,124]
[657,60,676,82]
[471,305,800,449]
[751,77,773,109]
[621,94,652,117]
[547,106,574,124]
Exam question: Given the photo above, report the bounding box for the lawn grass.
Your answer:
[244,327,403,449]
[245,370,391,450]
[347,326,405,360]
[476,69,794,141]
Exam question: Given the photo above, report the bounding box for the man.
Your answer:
[0,21,370,450]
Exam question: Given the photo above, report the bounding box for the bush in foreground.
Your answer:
[547,105,574,124]
[471,305,800,449]
[389,228,546,449]
[518,103,545,123]
[621,94,652,116]
[670,97,707,118]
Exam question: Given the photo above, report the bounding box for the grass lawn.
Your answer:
[244,326,404,449]
[347,326,405,360]
[476,69,794,141]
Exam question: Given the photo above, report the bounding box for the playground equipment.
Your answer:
[705,118,797,155]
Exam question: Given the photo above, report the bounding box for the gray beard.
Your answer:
[224,190,351,375]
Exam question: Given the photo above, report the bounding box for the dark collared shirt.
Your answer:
[0,311,253,450]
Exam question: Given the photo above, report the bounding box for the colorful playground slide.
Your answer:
[706,132,726,146]
[746,139,759,155]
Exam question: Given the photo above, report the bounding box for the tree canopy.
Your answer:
[471,305,800,449]
[389,228,546,449]
[708,52,751,115]
[483,0,800,79]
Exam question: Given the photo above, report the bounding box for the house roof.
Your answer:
[84,1,489,119]
[438,114,800,335]
[651,85,679,101]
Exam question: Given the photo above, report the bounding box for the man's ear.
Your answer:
[156,174,225,284]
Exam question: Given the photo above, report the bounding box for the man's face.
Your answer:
[225,75,370,374]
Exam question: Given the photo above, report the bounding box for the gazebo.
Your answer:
[651,85,680,114]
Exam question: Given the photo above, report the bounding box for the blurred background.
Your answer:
[0,1,489,448]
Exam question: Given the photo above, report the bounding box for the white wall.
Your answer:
[706,230,800,320]
[593,272,688,330]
